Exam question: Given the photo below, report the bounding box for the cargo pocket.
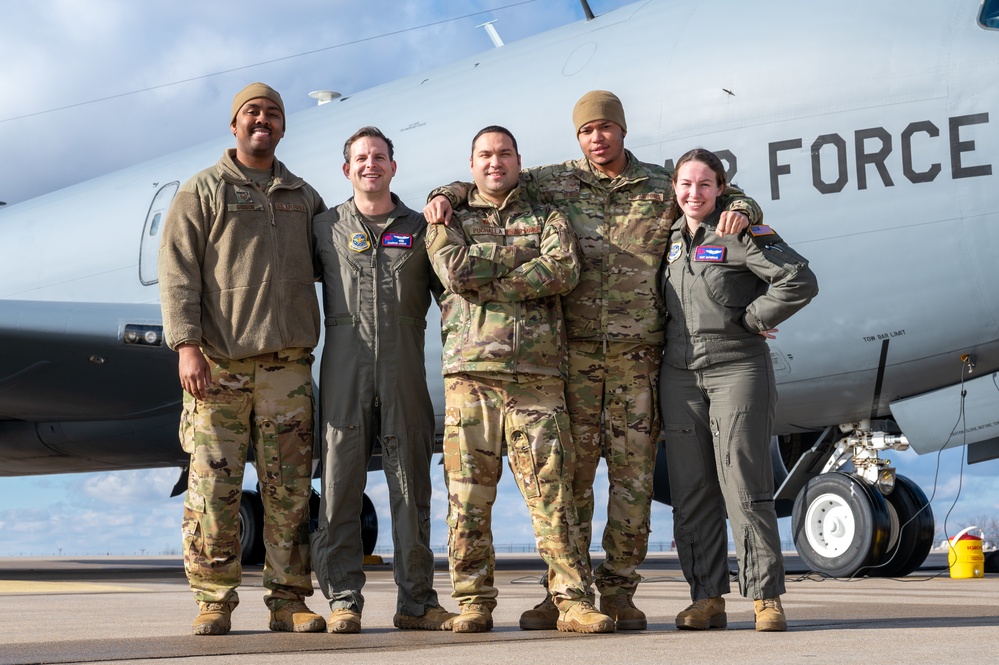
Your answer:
[255,417,282,485]
[442,407,462,475]
[179,398,196,455]
[662,423,708,496]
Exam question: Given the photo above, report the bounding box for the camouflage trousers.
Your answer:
[443,374,591,609]
[180,348,315,609]
[565,341,661,597]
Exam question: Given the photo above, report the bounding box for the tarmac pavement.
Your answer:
[0,552,996,664]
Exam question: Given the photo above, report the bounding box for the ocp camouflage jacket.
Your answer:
[427,185,580,379]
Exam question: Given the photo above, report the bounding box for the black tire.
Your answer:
[239,489,265,565]
[361,493,379,556]
[870,475,934,577]
[792,472,891,577]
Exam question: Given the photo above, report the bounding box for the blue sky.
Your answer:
[1,0,998,559]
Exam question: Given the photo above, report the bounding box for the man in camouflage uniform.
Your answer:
[426,125,614,634]
[425,92,761,630]
[309,126,456,633]
[159,82,327,636]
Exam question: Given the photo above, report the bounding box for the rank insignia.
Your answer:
[234,188,252,203]
[349,232,371,252]
[694,245,726,262]
[667,241,683,263]
[382,233,413,248]
[749,224,775,237]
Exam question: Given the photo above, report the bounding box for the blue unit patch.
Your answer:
[667,241,683,264]
[349,232,371,252]
[382,233,413,248]
[749,224,775,237]
[694,245,726,262]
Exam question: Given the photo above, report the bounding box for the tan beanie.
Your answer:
[231,82,286,129]
[572,90,627,134]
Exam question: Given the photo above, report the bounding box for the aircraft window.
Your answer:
[139,182,179,285]
[980,0,999,29]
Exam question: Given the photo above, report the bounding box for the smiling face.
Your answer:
[470,131,521,205]
[230,97,285,168]
[343,135,396,197]
[576,120,627,177]
[674,158,724,225]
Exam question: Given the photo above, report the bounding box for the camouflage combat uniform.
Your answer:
[159,148,325,610]
[659,211,817,601]
[309,195,445,617]
[432,152,761,598]
[426,184,588,610]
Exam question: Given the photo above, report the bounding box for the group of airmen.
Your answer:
[158,82,817,637]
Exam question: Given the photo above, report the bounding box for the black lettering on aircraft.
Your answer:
[769,139,801,200]
[951,113,992,179]
[767,112,992,200]
[856,127,893,190]
[901,121,941,183]
[811,133,849,194]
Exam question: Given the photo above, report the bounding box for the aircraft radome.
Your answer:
[1,0,997,576]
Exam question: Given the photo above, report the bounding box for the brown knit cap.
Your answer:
[231,82,286,130]
[572,90,627,134]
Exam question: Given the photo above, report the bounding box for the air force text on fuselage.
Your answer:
[669,112,993,201]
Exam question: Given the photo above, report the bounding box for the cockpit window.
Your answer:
[980,0,999,29]
[139,182,178,285]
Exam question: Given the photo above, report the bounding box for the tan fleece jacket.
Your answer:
[158,149,326,360]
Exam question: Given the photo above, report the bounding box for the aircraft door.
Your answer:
[139,182,179,285]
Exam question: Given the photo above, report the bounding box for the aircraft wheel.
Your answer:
[792,472,890,577]
[361,493,379,556]
[870,475,934,577]
[239,489,265,565]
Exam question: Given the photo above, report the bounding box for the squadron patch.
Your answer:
[382,233,413,248]
[749,224,776,237]
[667,241,683,263]
[349,232,371,252]
[694,245,726,262]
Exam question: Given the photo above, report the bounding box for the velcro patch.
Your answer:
[694,245,726,262]
[274,203,307,213]
[382,233,413,248]
[349,232,371,252]
[469,225,541,236]
[749,224,775,237]
[632,192,665,202]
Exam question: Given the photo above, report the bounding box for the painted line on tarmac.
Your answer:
[0,580,142,594]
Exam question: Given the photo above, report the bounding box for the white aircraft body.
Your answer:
[1,0,997,576]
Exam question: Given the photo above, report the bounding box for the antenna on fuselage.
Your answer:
[308,90,342,106]
[580,0,596,20]
[476,20,504,47]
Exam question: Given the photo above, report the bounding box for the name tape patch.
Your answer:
[382,233,413,248]
[694,245,726,262]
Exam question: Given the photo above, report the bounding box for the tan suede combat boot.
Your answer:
[452,603,493,633]
[192,602,233,636]
[557,600,615,634]
[599,593,648,630]
[754,597,788,632]
[393,605,458,630]
[676,596,727,630]
[327,607,362,633]
[268,600,326,633]
[519,593,559,630]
